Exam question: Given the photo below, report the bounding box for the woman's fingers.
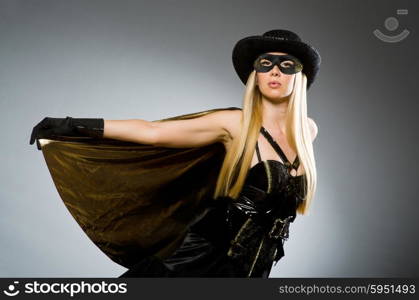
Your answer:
[29,118,54,145]
[29,124,39,145]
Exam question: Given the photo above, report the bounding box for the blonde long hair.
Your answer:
[213,70,317,215]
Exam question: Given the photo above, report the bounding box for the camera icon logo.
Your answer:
[373,9,409,43]
[3,281,20,297]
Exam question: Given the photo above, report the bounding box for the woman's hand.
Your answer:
[30,117,104,150]
[29,117,78,149]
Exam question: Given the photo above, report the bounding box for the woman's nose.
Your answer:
[270,64,281,75]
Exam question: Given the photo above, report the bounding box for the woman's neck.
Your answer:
[261,97,289,135]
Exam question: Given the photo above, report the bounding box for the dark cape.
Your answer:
[37,106,241,269]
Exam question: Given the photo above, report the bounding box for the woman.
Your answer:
[30,29,320,277]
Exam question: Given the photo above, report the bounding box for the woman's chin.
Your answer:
[261,91,287,101]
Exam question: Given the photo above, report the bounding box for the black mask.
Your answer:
[253,54,303,74]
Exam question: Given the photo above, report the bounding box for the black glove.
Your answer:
[29,116,104,150]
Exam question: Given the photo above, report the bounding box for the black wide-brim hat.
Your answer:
[232,29,321,90]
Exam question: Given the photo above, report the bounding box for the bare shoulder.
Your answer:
[220,109,242,140]
[308,117,318,142]
[208,108,242,149]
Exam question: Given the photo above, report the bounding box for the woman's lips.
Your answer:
[268,82,281,88]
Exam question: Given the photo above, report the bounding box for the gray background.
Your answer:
[1,0,418,277]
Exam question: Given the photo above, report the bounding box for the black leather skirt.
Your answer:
[119,228,248,278]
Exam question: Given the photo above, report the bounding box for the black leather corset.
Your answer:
[224,160,306,276]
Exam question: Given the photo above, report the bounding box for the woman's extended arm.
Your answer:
[103,110,239,148]
[104,119,157,145]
